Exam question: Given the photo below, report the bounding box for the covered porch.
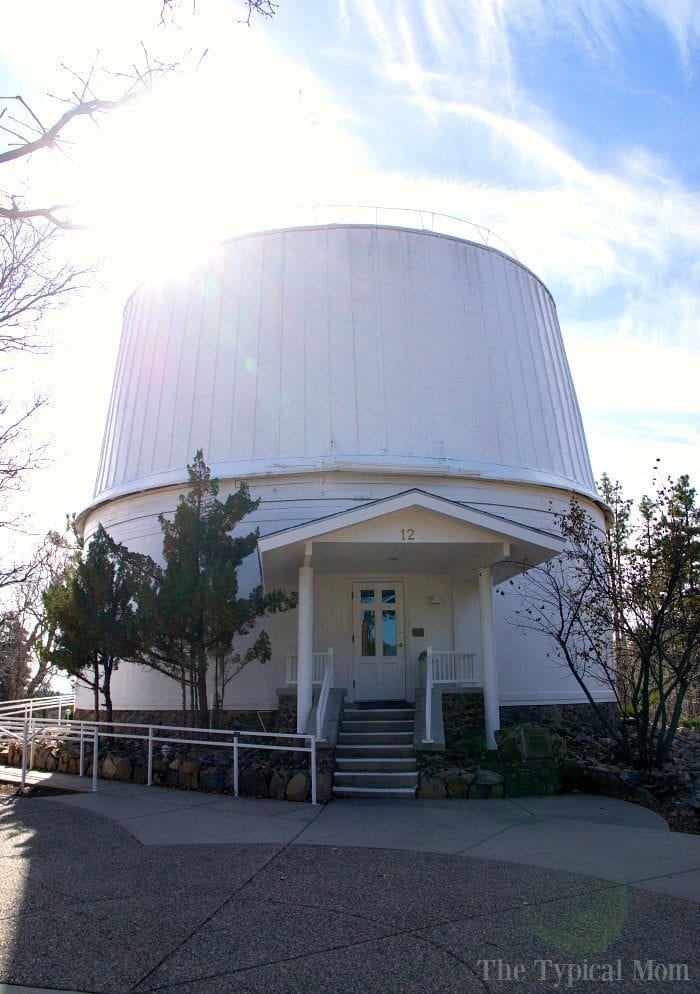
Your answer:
[258,489,563,750]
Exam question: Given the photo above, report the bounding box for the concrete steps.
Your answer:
[341,720,414,733]
[337,732,414,746]
[335,757,416,772]
[333,703,417,799]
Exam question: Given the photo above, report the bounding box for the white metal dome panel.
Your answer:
[93,225,596,505]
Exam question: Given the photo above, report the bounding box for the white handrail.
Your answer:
[0,694,75,708]
[424,646,434,744]
[0,712,319,803]
[251,205,519,260]
[315,648,334,741]
[0,693,76,718]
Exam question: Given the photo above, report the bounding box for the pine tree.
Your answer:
[140,451,295,726]
[42,525,154,722]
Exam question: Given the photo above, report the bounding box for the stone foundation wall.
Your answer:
[5,730,333,803]
[74,708,278,732]
[418,692,600,799]
[440,693,621,756]
[441,691,486,757]
[500,701,621,736]
[275,693,297,733]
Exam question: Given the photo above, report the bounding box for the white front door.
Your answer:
[352,582,405,701]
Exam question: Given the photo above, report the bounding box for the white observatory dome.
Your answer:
[79,220,612,723]
[93,224,596,506]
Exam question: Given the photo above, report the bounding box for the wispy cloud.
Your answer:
[337,0,698,495]
[344,0,699,91]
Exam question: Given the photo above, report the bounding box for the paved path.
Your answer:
[0,768,697,993]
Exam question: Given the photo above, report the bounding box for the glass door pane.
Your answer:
[361,610,376,655]
[382,609,397,655]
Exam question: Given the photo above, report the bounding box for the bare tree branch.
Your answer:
[0,204,87,231]
[0,84,170,167]
[160,0,278,27]
[0,219,91,345]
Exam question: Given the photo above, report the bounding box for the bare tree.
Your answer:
[14,530,77,694]
[510,474,700,768]
[0,531,77,691]
[0,54,179,550]
[0,1,278,586]
[0,611,31,700]
[0,219,88,348]
[0,220,90,538]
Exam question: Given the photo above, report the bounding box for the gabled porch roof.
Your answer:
[257,489,563,588]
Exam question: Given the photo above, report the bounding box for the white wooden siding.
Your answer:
[91,225,596,508]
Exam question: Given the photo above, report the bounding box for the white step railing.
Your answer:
[423,648,478,744]
[315,653,334,742]
[285,648,333,685]
[0,714,319,803]
[430,650,477,685]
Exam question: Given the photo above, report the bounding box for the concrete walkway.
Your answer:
[0,768,698,993]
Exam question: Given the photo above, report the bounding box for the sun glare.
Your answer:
[53,29,363,285]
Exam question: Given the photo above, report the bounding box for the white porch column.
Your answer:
[296,557,314,735]
[478,565,500,751]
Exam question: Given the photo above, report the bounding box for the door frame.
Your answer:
[351,579,406,702]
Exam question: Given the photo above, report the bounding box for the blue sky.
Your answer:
[1,0,698,537]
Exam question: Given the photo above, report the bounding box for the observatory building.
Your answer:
[78,219,610,751]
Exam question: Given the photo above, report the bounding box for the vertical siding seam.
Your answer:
[515,268,547,470]
[494,258,523,466]
[129,285,157,476]
[456,244,481,461]
[405,234,416,457]
[111,290,143,487]
[95,296,133,495]
[504,263,534,466]
[252,235,266,460]
[228,240,245,460]
[554,315,595,487]
[276,234,287,461]
[301,232,309,459]
[127,277,159,480]
[475,251,504,458]
[374,227,388,453]
[324,227,334,463]
[273,235,283,460]
[167,267,195,468]
[185,259,209,462]
[348,229,360,455]
[206,248,227,464]
[148,279,175,475]
[399,230,410,455]
[541,287,577,478]
[427,233,438,460]
[529,279,559,470]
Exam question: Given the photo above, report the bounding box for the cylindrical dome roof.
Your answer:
[92,224,596,504]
